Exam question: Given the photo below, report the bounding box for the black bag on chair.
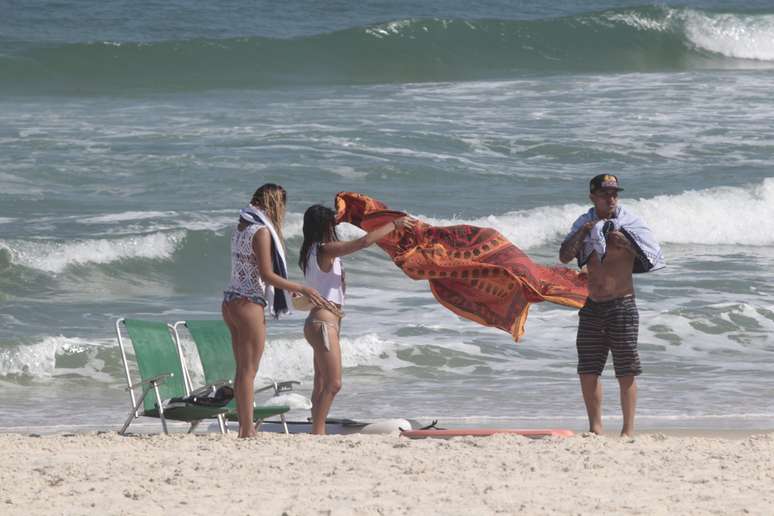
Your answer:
[163,385,234,408]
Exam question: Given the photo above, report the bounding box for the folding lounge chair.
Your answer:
[171,319,292,433]
[116,318,229,435]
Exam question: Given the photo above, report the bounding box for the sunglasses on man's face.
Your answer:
[593,189,619,199]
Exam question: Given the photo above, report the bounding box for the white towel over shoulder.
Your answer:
[239,205,293,317]
[564,206,665,273]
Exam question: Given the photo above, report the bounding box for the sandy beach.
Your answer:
[1,430,772,515]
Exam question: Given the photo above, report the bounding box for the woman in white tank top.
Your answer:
[298,204,414,435]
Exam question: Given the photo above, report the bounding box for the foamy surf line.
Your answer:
[4,179,774,274]
[679,9,774,61]
[0,336,116,379]
[180,333,408,386]
[416,178,774,249]
[334,179,774,249]
[1,231,185,273]
[608,8,774,62]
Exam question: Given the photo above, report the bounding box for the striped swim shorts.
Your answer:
[576,296,641,377]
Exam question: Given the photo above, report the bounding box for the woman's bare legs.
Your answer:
[222,299,266,438]
[304,308,342,435]
[310,346,324,424]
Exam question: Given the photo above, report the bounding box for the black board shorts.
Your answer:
[576,296,641,377]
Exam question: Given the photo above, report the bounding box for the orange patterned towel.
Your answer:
[335,192,588,341]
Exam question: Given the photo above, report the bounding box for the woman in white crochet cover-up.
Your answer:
[222,183,326,438]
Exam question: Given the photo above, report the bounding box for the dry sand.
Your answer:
[1,430,772,515]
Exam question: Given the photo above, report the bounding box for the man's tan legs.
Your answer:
[580,373,638,436]
[618,375,637,437]
[580,373,603,434]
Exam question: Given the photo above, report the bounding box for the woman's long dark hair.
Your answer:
[299,204,338,273]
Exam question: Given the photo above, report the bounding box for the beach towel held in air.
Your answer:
[334,192,589,341]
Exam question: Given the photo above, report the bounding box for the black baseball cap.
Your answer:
[590,174,624,193]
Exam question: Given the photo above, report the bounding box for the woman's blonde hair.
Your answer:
[251,183,287,244]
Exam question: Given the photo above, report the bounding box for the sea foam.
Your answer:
[682,10,774,62]
[610,8,774,62]
[174,332,409,389]
[0,336,113,380]
[5,231,185,273]
[415,179,774,249]
[6,180,773,276]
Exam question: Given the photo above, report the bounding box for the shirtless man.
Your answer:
[560,174,640,437]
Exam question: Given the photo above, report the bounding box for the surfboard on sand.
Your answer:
[258,417,412,435]
[401,428,574,439]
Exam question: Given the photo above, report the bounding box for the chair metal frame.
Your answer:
[172,320,294,434]
[115,318,226,435]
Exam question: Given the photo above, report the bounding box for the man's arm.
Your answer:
[559,220,595,264]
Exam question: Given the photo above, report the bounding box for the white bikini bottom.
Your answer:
[305,317,340,351]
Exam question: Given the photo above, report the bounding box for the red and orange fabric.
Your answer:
[335,192,588,342]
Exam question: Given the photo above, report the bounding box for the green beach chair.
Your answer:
[115,318,228,435]
[171,319,293,433]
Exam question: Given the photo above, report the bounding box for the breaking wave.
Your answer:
[3,7,774,95]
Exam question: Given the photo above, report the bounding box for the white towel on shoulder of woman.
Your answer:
[570,206,666,273]
[239,205,293,317]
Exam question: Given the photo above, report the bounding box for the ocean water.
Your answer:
[1,0,774,432]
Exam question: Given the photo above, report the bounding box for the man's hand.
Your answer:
[393,216,416,231]
[607,231,633,253]
[581,220,597,233]
[559,219,596,264]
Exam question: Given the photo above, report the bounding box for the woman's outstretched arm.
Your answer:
[321,216,415,259]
